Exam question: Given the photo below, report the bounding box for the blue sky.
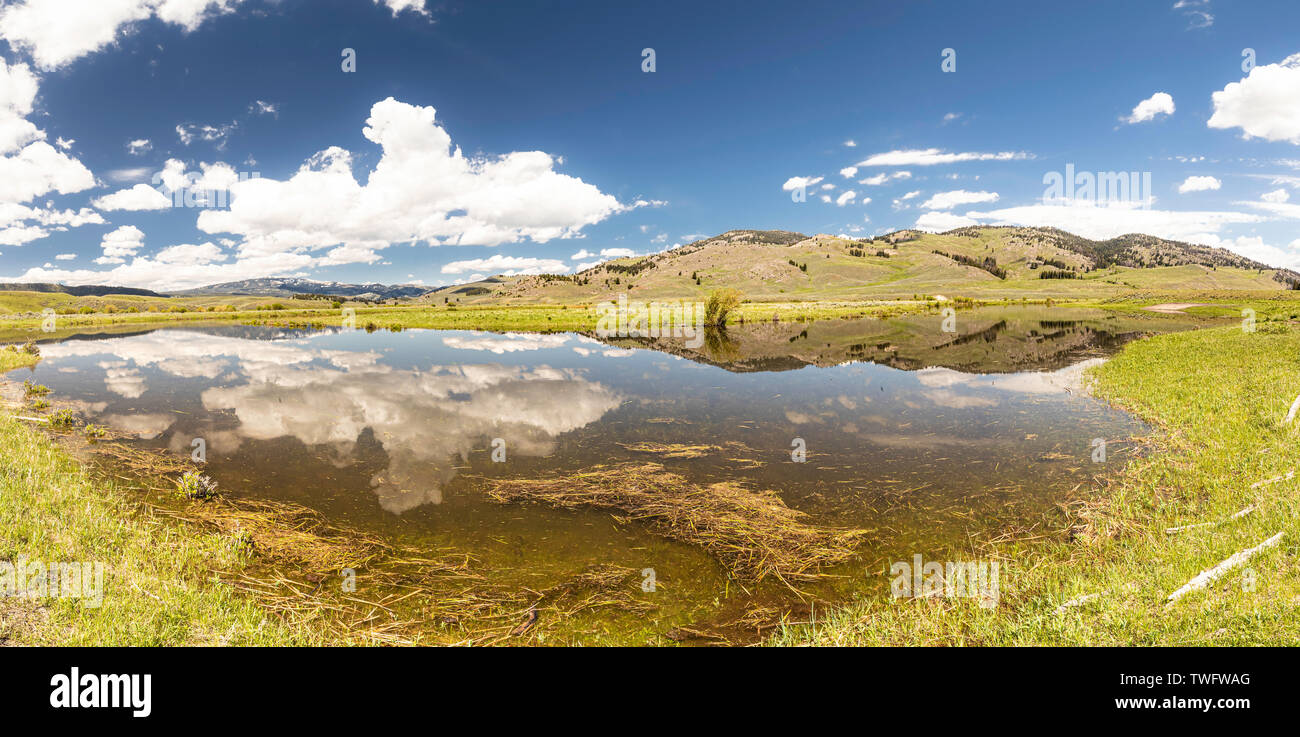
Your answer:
[1,0,1300,290]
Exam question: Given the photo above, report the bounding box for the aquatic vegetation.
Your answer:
[22,380,50,397]
[46,409,77,428]
[483,463,868,584]
[617,441,721,458]
[177,471,220,500]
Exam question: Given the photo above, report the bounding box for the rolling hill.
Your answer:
[424,226,1299,304]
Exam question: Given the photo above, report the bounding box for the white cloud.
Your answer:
[1209,53,1300,144]
[914,212,979,231]
[839,166,858,179]
[1173,0,1213,30]
[196,98,630,263]
[856,148,1032,167]
[1262,188,1291,203]
[599,247,637,259]
[54,252,75,260]
[96,225,145,265]
[249,100,277,116]
[921,189,999,210]
[858,171,912,186]
[571,249,594,260]
[93,182,171,211]
[1125,92,1175,124]
[1177,175,1221,193]
[0,59,94,202]
[127,138,152,155]
[0,202,103,245]
[0,0,249,71]
[843,139,857,148]
[441,254,568,276]
[916,201,1262,243]
[10,249,315,290]
[176,121,237,148]
[835,190,856,207]
[375,0,428,16]
[782,175,823,191]
[155,241,227,265]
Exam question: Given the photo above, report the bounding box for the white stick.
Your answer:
[1164,505,1255,534]
[1053,592,1100,614]
[1165,532,1284,605]
[1286,395,1300,425]
[1250,471,1294,489]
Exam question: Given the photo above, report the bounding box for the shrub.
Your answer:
[705,288,742,326]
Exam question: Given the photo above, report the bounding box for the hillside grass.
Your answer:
[772,319,1300,646]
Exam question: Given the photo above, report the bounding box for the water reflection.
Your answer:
[39,330,621,512]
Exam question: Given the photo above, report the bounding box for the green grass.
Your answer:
[772,319,1300,646]
[0,348,40,373]
[0,412,320,645]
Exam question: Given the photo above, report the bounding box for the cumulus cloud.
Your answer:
[782,175,823,191]
[126,138,152,155]
[441,254,568,276]
[0,202,103,245]
[915,201,1262,243]
[1209,53,1300,144]
[921,189,999,210]
[375,0,428,15]
[0,0,249,70]
[95,225,145,264]
[835,190,857,206]
[1177,175,1221,193]
[856,149,1031,167]
[93,182,171,211]
[0,59,95,202]
[1125,92,1175,124]
[196,98,631,263]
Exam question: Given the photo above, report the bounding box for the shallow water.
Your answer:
[5,306,1219,641]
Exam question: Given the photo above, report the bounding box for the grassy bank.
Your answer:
[773,320,1300,645]
[0,408,325,645]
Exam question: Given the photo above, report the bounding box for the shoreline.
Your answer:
[5,302,1298,646]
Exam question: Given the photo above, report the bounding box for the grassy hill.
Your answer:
[424,226,1296,305]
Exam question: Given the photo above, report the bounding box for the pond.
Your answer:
[4,305,1219,642]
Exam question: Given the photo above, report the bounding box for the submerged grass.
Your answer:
[772,319,1300,645]
[482,463,868,586]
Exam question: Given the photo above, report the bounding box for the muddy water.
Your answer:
[4,306,1219,642]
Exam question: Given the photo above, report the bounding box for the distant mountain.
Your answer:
[0,282,165,298]
[176,278,436,300]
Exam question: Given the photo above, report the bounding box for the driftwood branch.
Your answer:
[1165,532,1284,605]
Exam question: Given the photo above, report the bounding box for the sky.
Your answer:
[1,0,1300,291]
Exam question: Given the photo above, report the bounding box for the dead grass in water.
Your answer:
[482,463,867,586]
